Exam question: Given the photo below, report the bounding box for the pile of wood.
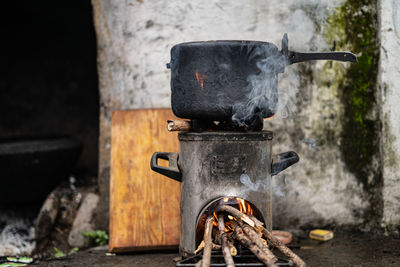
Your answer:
[195,205,306,267]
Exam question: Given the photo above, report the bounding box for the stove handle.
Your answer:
[271,151,299,176]
[150,152,182,182]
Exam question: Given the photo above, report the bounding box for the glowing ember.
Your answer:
[195,70,207,89]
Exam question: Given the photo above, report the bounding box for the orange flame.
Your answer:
[238,198,247,213]
[237,197,253,215]
[264,115,275,121]
[212,197,254,232]
[195,70,207,89]
[212,212,219,227]
[213,211,234,232]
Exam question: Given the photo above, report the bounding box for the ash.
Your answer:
[0,207,37,256]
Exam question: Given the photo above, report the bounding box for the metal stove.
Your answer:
[151,131,299,258]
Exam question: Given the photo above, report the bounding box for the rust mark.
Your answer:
[195,70,208,89]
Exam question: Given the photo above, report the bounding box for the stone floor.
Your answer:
[33,231,400,267]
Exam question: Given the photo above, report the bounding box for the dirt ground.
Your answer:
[33,231,400,267]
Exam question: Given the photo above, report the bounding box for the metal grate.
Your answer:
[176,246,294,267]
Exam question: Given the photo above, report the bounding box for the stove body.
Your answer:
[151,131,299,257]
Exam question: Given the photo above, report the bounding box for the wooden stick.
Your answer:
[227,239,237,256]
[216,205,305,266]
[195,241,205,254]
[261,237,268,247]
[195,259,202,267]
[215,205,260,229]
[167,120,191,131]
[201,215,214,267]
[248,214,265,232]
[194,240,221,254]
[218,214,235,267]
[261,227,306,267]
[212,227,222,245]
[238,221,277,263]
[232,222,278,267]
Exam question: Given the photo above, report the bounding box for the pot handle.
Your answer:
[271,151,299,176]
[150,152,182,182]
[287,51,357,64]
[281,33,357,64]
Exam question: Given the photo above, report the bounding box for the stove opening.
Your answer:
[195,197,265,248]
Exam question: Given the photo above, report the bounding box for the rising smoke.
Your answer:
[235,0,345,196]
[240,173,289,198]
[229,2,345,124]
[231,50,287,127]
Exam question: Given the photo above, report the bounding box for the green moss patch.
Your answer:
[324,0,382,224]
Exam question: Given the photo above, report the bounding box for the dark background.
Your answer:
[0,0,99,177]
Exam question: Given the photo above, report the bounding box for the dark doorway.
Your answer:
[0,0,99,178]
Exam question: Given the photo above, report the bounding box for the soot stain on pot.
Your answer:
[324,0,382,228]
[170,41,285,128]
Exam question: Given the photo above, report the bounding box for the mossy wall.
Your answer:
[324,0,382,228]
[270,0,384,231]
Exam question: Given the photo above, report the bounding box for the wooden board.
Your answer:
[109,109,181,252]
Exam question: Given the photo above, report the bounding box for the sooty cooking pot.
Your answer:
[168,34,356,128]
[150,131,299,256]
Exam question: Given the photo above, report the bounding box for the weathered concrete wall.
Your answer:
[92,0,398,233]
[378,0,400,234]
[271,0,384,231]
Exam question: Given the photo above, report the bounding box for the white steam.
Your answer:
[240,173,289,198]
[231,0,346,124]
[232,53,285,126]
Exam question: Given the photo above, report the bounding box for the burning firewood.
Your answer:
[167,120,191,131]
[248,214,266,232]
[261,227,306,267]
[194,240,221,254]
[216,204,306,267]
[215,205,260,229]
[201,215,214,267]
[217,214,235,267]
[261,237,268,247]
[238,221,277,263]
[212,227,222,245]
[232,221,278,267]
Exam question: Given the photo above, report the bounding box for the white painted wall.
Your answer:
[378,0,400,232]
